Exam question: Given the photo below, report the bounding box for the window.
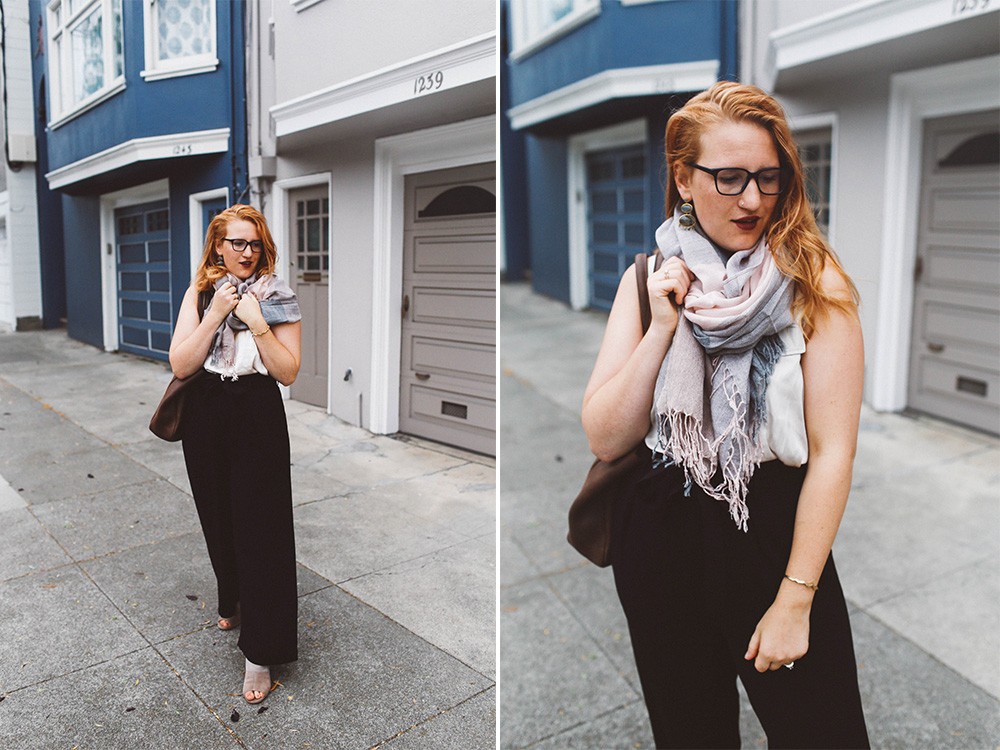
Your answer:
[46,0,124,125]
[142,0,218,81]
[510,0,600,59]
[796,128,832,237]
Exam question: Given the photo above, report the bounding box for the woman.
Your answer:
[582,82,870,748]
[169,204,302,705]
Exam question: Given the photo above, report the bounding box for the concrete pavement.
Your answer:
[498,281,1000,749]
[0,329,495,749]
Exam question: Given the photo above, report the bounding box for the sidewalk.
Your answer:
[0,329,495,750]
[498,281,1000,749]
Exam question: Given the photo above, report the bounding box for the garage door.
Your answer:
[908,110,999,434]
[400,163,495,456]
[116,199,171,361]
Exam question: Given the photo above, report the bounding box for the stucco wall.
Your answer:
[274,137,376,426]
[272,0,495,104]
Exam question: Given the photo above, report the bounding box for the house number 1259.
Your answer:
[414,71,444,95]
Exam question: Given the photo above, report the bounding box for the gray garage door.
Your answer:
[908,110,999,434]
[400,163,495,455]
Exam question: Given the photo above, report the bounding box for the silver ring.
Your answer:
[784,661,795,670]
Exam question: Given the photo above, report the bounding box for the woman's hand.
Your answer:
[647,258,694,334]
[234,292,266,331]
[744,584,812,672]
[209,282,239,324]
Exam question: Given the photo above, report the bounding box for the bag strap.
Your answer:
[197,290,211,321]
[633,251,664,334]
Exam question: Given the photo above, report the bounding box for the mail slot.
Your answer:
[956,376,987,397]
[301,272,322,282]
[441,401,468,419]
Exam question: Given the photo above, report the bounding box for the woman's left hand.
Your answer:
[234,292,265,330]
[744,596,811,672]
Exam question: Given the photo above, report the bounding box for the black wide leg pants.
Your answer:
[611,461,869,749]
[182,373,298,666]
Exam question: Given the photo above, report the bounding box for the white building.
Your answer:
[247,0,497,455]
[0,0,42,332]
[743,0,999,434]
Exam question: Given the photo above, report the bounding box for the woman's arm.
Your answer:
[582,257,693,461]
[745,266,864,672]
[233,294,302,386]
[169,283,237,379]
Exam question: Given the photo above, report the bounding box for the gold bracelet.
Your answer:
[784,574,819,591]
[251,325,271,338]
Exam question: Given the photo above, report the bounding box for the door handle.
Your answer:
[415,372,430,381]
[401,294,410,319]
[927,342,945,353]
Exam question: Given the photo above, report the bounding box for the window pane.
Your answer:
[113,0,123,77]
[71,8,104,104]
[158,0,212,61]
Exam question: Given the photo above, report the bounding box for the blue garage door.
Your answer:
[116,200,171,361]
[586,145,649,311]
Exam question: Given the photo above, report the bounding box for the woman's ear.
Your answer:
[674,162,693,201]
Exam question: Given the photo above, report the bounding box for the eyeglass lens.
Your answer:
[715,168,785,196]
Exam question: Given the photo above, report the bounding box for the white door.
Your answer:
[908,110,1000,434]
[288,188,329,408]
[400,163,496,455]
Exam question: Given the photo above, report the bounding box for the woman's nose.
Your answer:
[739,181,762,209]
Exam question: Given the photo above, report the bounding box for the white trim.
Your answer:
[141,0,218,81]
[509,0,600,61]
[271,173,333,410]
[567,119,647,310]
[270,32,496,138]
[47,79,127,131]
[789,111,839,250]
[290,0,326,11]
[871,54,1000,412]
[98,179,170,353]
[187,187,230,283]
[507,60,718,130]
[140,60,220,82]
[370,116,495,435]
[769,0,997,74]
[45,128,230,190]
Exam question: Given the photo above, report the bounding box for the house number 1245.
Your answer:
[414,71,444,95]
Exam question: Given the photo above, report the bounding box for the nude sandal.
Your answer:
[217,604,241,631]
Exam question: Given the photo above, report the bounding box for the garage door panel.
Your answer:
[411,235,494,273]
[914,355,996,406]
[412,287,495,328]
[924,244,1000,292]
[407,384,494,431]
[928,188,1000,233]
[409,336,493,381]
[920,300,1000,352]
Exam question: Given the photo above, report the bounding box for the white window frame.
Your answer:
[510,0,600,61]
[141,0,219,82]
[46,0,125,128]
[790,111,838,249]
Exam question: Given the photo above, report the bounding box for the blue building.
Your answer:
[30,0,247,360]
[501,0,738,310]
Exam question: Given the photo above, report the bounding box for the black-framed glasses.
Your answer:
[223,238,264,254]
[688,163,789,196]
